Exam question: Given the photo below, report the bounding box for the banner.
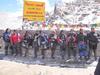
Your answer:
[23,1,45,21]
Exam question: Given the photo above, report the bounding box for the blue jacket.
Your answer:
[3,32,10,42]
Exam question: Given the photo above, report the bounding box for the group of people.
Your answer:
[2,28,99,61]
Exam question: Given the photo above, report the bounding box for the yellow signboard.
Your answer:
[23,1,45,21]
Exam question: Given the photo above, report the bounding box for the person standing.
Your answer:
[87,28,98,60]
[16,31,23,56]
[77,29,88,60]
[10,30,22,56]
[67,29,77,60]
[49,31,57,59]
[23,31,32,57]
[33,32,39,58]
[39,32,48,59]
[58,30,66,60]
[3,28,11,55]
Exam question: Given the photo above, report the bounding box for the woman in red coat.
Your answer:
[10,30,22,56]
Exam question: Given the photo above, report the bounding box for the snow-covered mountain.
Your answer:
[47,0,100,25]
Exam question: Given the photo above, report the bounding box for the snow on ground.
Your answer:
[0,60,97,75]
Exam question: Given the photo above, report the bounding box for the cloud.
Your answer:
[16,0,54,12]
[0,12,23,30]
[16,0,23,6]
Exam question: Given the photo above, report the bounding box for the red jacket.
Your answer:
[10,33,22,44]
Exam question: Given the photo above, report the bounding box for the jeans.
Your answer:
[12,43,17,55]
[67,47,76,59]
[60,46,66,59]
[4,42,11,55]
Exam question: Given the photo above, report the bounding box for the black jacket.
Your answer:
[87,32,98,44]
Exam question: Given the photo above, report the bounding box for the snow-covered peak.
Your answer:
[47,0,100,25]
[61,0,77,3]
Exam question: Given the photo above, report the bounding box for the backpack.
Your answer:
[78,41,88,56]
[78,42,87,50]
[79,50,88,57]
[40,35,47,44]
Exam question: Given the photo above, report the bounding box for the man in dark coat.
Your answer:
[87,28,98,60]
[3,28,11,55]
